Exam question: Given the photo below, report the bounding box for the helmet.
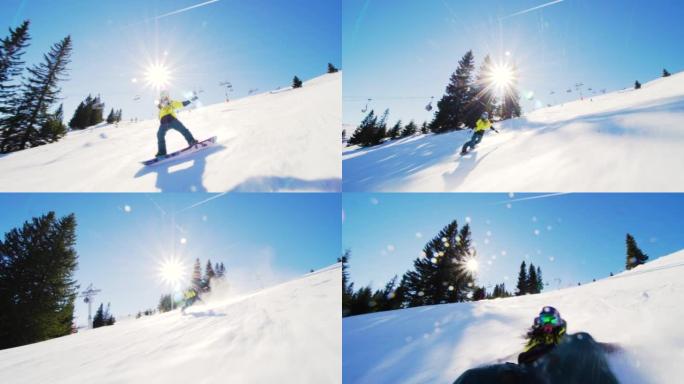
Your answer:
[535,306,562,333]
[159,90,170,100]
[481,111,489,119]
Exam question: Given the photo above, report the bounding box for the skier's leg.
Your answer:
[169,119,197,146]
[461,134,475,154]
[473,131,484,146]
[156,124,170,156]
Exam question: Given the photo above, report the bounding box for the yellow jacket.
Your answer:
[184,289,197,300]
[158,100,185,120]
[474,118,492,133]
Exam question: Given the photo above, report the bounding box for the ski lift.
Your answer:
[361,98,372,113]
[425,96,434,111]
[133,95,141,101]
[566,89,572,93]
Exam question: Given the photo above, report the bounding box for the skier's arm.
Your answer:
[490,126,499,133]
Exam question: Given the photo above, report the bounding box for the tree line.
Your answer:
[156,258,227,313]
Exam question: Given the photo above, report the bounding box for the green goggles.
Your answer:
[539,313,559,325]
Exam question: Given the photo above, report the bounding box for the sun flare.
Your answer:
[488,63,515,91]
[464,257,479,274]
[144,62,172,90]
[158,257,186,287]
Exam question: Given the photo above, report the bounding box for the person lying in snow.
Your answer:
[518,306,568,365]
[460,111,499,155]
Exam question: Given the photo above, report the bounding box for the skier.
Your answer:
[518,306,567,365]
[155,90,199,159]
[181,287,201,313]
[460,111,499,155]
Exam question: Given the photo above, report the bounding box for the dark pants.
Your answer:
[461,130,484,154]
[156,118,196,156]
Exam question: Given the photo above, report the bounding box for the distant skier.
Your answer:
[460,111,499,155]
[181,287,202,313]
[518,306,567,365]
[155,90,199,159]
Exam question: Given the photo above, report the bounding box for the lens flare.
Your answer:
[158,257,186,287]
[464,257,479,273]
[489,63,515,91]
[144,62,172,90]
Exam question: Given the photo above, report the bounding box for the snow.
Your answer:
[0,264,341,384]
[0,73,341,192]
[343,250,684,384]
[343,72,684,191]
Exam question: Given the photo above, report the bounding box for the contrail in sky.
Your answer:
[493,192,569,205]
[154,0,221,21]
[499,0,565,20]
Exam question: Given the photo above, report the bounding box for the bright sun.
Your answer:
[489,63,515,91]
[144,63,172,89]
[465,258,479,274]
[158,257,185,287]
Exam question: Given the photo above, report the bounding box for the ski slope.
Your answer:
[343,72,684,192]
[0,73,341,192]
[343,250,684,384]
[0,264,341,384]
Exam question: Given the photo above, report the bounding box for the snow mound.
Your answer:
[343,72,684,192]
[0,264,342,384]
[0,73,341,192]
[343,250,684,384]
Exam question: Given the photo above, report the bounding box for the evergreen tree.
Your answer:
[340,250,354,317]
[116,109,122,122]
[204,259,215,290]
[191,258,202,290]
[327,63,339,73]
[430,50,475,133]
[104,303,115,326]
[625,233,648,270]
[634,80,641,89]
[348,109,387,147]
[292,76,303,88]
[68,101,86,129]
[388,120,402,139]
[158,294,173,313]
[464,55,497,127]
[472,286,487,301]
[527,263,538,294]
[499,63,521,120]
[89,95,103,126]
[0,36,72,153]
[402,220,475,307]
[420,121,429,134]
[516,261,528,295]
[92,303,105,328]
[0,212,78,349]
[106,108,115,124]
[401,120,417,137]
[40,103,67,143]
[663,68,671,77]
[0,21,31,136]
[536,266,543,293]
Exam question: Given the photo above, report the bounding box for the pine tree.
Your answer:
[0,36,72,153]
[40,103,67,143]
[625,233,648,270]
[89,95,103,126]
[388,120,402,139]
[500,63,521,120]
[527,263,538,294]
[116,109,122,122]
[430,50,476,133]
[516,261,528,295]
[92,303,105,328]
[158,294,173,313]
[0,21,31,137]
[191,258,202,290]
[327,63,339,73]
[634,80,641,89]
[420,121,429,134]
[402,220,475,307]
[204,260,215,290]
[106,108,115,124]
[0,212,78,349]
[69,101,86,129]
[340,250,354,316]
[348,109,386,147]
[536,266,543,293]
[401,120,417,137]
[292,76,303,88]
[464,55,497,127]
[663,68,671,77]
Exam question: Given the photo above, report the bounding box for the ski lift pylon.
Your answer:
[361,98,372,113]
[425,96,434,112]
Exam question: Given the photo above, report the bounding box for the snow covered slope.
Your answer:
[343,250,684,384]
[0,264,341,384]
[0,73,341,192]
[343,72,684,192]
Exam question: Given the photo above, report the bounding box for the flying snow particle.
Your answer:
[534,229,540,236]
[492,255,497,260]
[504,275,509,281]
[487,260,492,265]
[486,219,491,225]
[163,50,169,56]
[466,292,474,299]
[484,238,490,245]
[180,238,187,244]
[532,216,537,222]
[448,285,454,291]
[370,197,379,205]
[416,232,423,238]
[465,216,472,223]
[442,237,448,242]
[508,192,515,198]
[486,230,492,237]
[418,291,425,297]
[202,215,208,221]
[387,244,395,252]
[431,257,437,263]
[501,250,507,256]
[131,78,138,83]
[505,51,511,57]
[549,256,555,262]
[547,225,553,231]
[123,205,132,212]
[506,203,512,209]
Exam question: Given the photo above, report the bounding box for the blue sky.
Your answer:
[0,193,341,326]
[1,0,340,121]
[343,193,684,294]
[342,0,684,125]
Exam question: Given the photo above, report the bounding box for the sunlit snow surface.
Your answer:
[343,72,684,191]
[343,250,684,384]
[0,73,341,192]
[0,264,341,384]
